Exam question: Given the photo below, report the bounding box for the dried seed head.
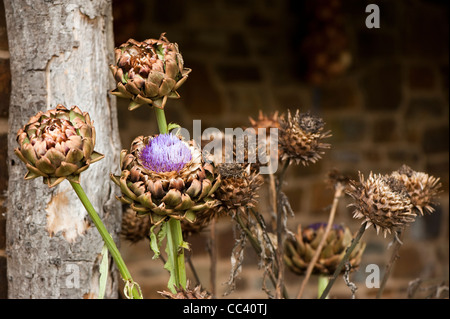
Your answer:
[214,163,263,217]
[392,165,442,215]
[347,172,416,237]
[278,109,331,166]
[248,110,281,136]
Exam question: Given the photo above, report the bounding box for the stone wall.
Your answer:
[113,0,449,299]
[0,0,447,299]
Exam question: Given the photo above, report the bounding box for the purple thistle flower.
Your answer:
[139,134,192,173]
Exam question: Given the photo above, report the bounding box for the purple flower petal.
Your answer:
[139,134,192,173]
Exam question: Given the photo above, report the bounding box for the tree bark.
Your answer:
[4,0,122,298]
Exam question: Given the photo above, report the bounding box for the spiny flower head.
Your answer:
[347,171,416,237]
[392,165,442,216]
[278,109,331,166]
[111,134,220,225]
[139,133,192,173]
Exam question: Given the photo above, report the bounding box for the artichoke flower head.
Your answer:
[284,223,366,276]
[111,133,221,226]
[110,33,191,111]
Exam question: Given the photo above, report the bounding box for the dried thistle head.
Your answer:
[347,172,416,237]
[248,110,281,136]
[278,109,331,166]
[214,163,263,217]
[392,165,442,216]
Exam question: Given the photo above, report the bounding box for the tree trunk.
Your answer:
[4,0,122,298]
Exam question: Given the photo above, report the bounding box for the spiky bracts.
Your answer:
[284,223,365,276]
[392,165,442,216]
[278,110,331,166]
[110,34,191,110]
[347,172,416,237]
[14,104,104,187]
[214,163,263,217]
[111,134,220,225]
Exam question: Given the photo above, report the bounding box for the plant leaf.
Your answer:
[167,122,181,135]
[98,244,109,299]
[149,223,167,260]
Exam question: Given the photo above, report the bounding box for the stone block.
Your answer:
[392,246,424,279]
[362,63,402,111]
[408,66,437,90]
[372,118,398,143]
[180,61,225,116]
[422,124,449,153]
[216,63,262,83]
[356,30,397,63]
[406,97,444,120]
[387,149,419,164]
[310,181,335,215]
[320,80,361,111]
[327,117,366,143]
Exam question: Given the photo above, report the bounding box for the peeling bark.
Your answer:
[4,0,122,298]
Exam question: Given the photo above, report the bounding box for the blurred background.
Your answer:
[0,0,448,298]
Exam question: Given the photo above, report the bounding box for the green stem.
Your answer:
[154,107,168,134]
[166,218,187,293]
[318,275,329,299]
[153,106,187,293]
[70,181,142,299]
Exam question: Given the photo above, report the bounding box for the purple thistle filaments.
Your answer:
[139,134,192,173]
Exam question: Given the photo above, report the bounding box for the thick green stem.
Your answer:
[153,106,187,293]
[70,181,142,299]
[166,218,187,293]
[318,275,329,299]
[154,107,168,134]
